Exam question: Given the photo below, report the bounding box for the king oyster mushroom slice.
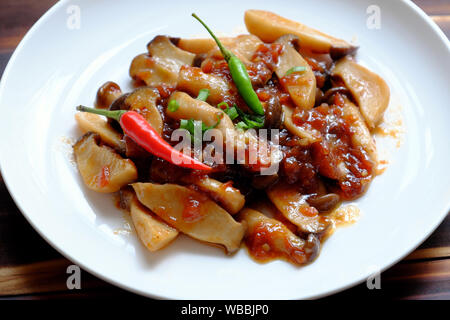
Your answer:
[267,181,331,237]
[274,34,316,110]
[244,10,358,59]
[332,57,390,129]
[130,35,195,87]
[73,132,137,193]
[172,34,262,62]
[130,195,179,252]
[132,183,246,254]
[181,176,245,215]
[109,87,163,136]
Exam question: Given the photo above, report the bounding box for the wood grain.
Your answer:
[0,0,55,53]
[0,0,448,300]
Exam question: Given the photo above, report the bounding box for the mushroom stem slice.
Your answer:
[130,196,178,252]
[73,133,137,193]
[275,35,316,110]
[240,208,320,265]
[267,181,331,237]
[332,57,390,129]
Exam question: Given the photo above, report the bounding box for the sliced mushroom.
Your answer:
[124,87,163,135]
[75,112,125,152]
[244,10,357,58]
[147,35,196,67]
[95,81,122,109]
[263,96,282,129]
[130,196,178,252]
[267,181,331,237]
[172,35,262,61]
[129,54,161,86]
[308,99,377,198]
[167,91,229,129]
[177,66,233,105]
[132,183,245,253]
[130,35,195,86]
[171,37,234,54]
[109,87,163,136]
[73,133,138,193]
[207,34,263,63]
[181,176,245,214]
[275,35,316,109]
[332,57,390,129]
[282,105,321,145]
[239,208,320,265]
[306,193,341,212]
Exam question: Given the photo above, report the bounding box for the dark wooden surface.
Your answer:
[0,0,449,300]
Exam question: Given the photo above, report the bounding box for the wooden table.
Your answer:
[0,0,449,300]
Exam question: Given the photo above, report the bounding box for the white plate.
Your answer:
[0,0,449,299]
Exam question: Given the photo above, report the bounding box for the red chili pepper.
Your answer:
[76,106,212,171]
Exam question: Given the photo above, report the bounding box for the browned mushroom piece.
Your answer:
[267,181,332,238]
[95,81,122,109]
[332,57,390,129]
[263,95,282,129]
[239,208,321,265]
[306,193,341,213]
[108,87,163,137]
[73,133,138,193]
[274,34,317,110]
[322,86,351,105]
[245,10,358,59]
[129,36,195,87]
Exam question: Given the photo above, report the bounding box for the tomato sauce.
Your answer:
[182,191,209,223]
[97,166,110,188]
[293,104,374,199]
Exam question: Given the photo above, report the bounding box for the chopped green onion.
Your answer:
[196,89,210,101]
[235,121,248,130]
[285,66,307,76]
[224,106,239,120]
[234,105,265,129]
[167,100,179,112]
[217,102,238,121]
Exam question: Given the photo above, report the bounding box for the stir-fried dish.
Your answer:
[73,10,390,266]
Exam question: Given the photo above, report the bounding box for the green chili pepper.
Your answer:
[192,13,265,116]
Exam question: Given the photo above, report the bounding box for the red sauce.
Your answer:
[246,221,308,265]
[293,105,374,199]
[252,43,284,69]
[156,84,175,99]
[182,192,209,223]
